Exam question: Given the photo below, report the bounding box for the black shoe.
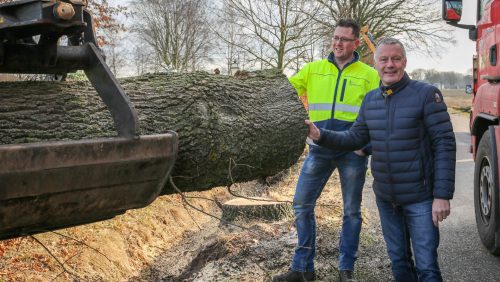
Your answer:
[339,270,356,282]
[272,269,316,282]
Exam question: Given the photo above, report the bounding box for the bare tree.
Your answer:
[130,40,156,76]
[424,69,442,87]
[441,71,462,89]
[216,0,321,71]
[131,0,212,72]
[411,68,470,89]
[410,68,427,81]
[212,1,246,74]
[312,0,456,57]
[101,29,127,77]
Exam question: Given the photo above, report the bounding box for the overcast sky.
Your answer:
[406,0,477,74]
[406,28,475,74]
[110,0,477,75]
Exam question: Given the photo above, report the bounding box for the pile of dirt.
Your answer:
[0,152,392,281]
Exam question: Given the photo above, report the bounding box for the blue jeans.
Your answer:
[376,198,442,282]
[291,152,367,272]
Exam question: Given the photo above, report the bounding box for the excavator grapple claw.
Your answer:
[0,0,178,239]
[0,134,178,240]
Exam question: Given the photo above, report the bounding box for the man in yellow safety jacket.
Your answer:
[273,19,379,282]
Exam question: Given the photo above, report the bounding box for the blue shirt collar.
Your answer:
[379,72,411,97]
[327,51,360,70]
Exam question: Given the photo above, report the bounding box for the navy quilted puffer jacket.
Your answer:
[316,73,456,204]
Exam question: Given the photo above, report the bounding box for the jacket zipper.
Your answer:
[421,126,427,191]
[340,79,347,101]
[384,93,395,202]
[331,70,343,119]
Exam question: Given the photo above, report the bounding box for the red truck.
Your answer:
[443,0,500,254]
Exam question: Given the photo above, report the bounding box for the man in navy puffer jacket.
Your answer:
[306,38,456,282]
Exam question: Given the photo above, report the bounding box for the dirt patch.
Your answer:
[0,187,231,281]
[442,89,472,116]
[129,174,393,281]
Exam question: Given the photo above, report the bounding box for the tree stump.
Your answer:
[221,197,294,222]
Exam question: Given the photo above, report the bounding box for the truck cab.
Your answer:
[444,0,500,254]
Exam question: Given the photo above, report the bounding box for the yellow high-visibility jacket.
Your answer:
[290,52,379,123]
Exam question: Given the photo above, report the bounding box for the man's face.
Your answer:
[374,44,407,86]
[331,26,360,62]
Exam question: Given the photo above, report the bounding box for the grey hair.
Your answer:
[374,37,406,59]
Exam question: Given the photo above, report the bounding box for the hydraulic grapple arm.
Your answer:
[0,0,138,137]
[0,0,178,240]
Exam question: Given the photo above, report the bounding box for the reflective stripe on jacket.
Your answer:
[289,52,379,123]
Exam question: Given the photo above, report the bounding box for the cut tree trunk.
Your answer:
[0,69,307,194]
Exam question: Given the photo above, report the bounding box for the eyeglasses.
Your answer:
[333,36,356,43]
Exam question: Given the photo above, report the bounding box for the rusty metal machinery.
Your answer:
[360,25,376,54]
[0,0,179,240]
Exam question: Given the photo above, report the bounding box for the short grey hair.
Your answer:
[374,37,406,60]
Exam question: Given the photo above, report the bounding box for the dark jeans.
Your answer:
[291,152,367,272]
[376,198,442,282]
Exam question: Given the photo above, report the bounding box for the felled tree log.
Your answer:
[0,69,307,194]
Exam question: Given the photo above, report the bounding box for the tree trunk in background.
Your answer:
[0,69,307,194]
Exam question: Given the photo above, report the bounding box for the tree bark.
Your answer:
[0,69,307,194]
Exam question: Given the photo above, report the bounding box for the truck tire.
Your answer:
[474,129,500,254]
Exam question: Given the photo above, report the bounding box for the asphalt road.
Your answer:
[439,114,500,281]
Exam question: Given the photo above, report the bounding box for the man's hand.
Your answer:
[432,199,450,227]
[305,120,320,141]
[354,149,366,156]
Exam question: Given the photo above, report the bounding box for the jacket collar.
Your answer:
[327,51,360,70]
[379,72,410,97]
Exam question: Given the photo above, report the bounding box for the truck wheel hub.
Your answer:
[480,158,493,221]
